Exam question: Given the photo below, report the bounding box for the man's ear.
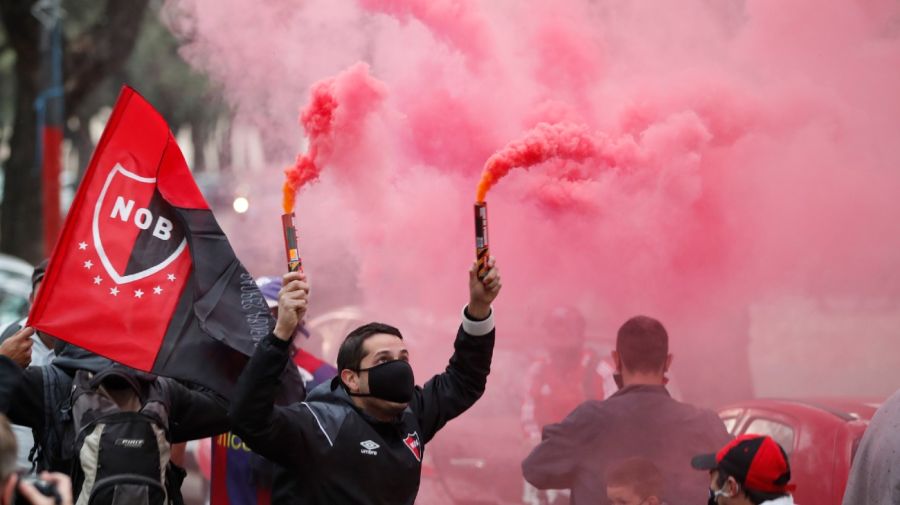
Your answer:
[340,369,360,393]
[611,350,622,373]
[726,476,741,496]
[664,353,673,373]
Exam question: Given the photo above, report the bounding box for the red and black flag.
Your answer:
[29,86,272,397]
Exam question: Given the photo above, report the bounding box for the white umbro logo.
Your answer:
[360,440,380,456]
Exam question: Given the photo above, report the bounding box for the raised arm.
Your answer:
[414,258,502,442]
[165,380,230,443]
[229,271,311,468]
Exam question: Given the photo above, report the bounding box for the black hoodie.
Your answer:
[229,312,496,505]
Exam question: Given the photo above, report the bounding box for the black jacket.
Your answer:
[230,315,495,504]
[522,384,731,505]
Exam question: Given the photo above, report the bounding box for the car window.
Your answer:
[744,418,795,454]
[0,289,28,329]
[721,416,739,434]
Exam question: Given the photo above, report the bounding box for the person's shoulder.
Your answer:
[668,398,729,434]
[302,384,357,420]
[566,398,609,421]
[676,398,720,416]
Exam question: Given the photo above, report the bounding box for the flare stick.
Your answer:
[282,213,303,273]
[474,202,490,279]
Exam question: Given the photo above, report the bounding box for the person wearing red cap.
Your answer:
[691,434,796,505]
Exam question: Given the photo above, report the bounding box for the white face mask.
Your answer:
[708,486,734,504]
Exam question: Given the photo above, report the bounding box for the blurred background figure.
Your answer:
[606,457,667,505]
[0,413,73,505]
[522,306,618,443]
[522,306,617,505]
[841,388,900,505]
[0,260,54,471]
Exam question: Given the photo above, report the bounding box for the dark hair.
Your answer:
[32,258,49,291]
[616,315,669,373]
[606,457,663,499]
[336,322,403,374]
[715,471,788,505]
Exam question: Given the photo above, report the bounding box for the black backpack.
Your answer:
[34,366,179,505]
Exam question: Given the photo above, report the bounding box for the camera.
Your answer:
[13,474,61,505]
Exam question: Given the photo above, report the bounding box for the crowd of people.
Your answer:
[0,255,894,505]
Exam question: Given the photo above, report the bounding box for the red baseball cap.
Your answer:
[692,434,796,494]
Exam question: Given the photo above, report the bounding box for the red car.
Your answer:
[718,397,881,505]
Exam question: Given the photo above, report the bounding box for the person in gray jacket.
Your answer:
[841,388,900,505]
[522,315,731,504]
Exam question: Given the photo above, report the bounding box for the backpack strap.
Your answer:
[30,365,74,473]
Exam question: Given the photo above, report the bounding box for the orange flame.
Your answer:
[282,182,295,214]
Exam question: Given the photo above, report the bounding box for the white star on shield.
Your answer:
[93,276,102,285]
[84,260,93,270]
[110,287,119,296]
[134,289,144,299]
[167,273,176,282]
[153,286,163,295]
[78,242,88,250]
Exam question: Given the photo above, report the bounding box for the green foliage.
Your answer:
[66,0,227,132]
[123,2,227,128]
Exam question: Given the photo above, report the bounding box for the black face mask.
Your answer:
[349,359,415,403]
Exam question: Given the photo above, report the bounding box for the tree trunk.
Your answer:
[0,0,43,262]
[0,0,150,262]
[1,61,43,262]
[73,105,95,184]
[190,117,207,173]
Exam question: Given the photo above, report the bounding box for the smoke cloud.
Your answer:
[163,0,900,408]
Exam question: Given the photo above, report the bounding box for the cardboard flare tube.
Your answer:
[282,213,303,273]
[474,202,489,279]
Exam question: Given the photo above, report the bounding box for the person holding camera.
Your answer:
[0,414,72,505]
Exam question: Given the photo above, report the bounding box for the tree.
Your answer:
[66,3,230,181]
[0,0,150,263]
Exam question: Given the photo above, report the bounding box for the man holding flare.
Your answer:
[229,257,502,504]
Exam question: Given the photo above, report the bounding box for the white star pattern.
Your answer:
[153,286,163,295]
[110,287,119,296]
[167,274,177,282]
[78,242,88,250]
[134,289,144,299]
[83,260,93,270]
[93,276,102,285]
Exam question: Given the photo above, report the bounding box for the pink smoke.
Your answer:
[357,0,493,64]
[476,122,602,202]
[282,62,387,212]
[164,0,900,409]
